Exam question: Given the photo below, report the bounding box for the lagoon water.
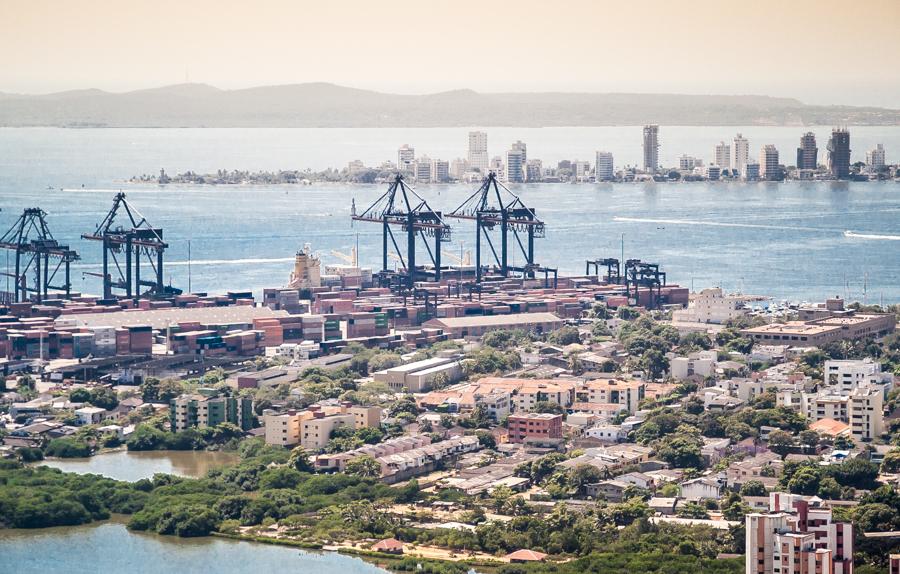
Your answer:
[0,126,898,303]
[35,450,240,482]
[0,521,388,574]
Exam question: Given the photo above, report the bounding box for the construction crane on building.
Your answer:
[447,171,551,283]
[0,208,79,303]
[351,174,451,289]
[81,192,173,299]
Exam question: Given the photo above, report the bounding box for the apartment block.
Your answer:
[746,493,853,574]
[507,412,563,444]
[170,390,253,432]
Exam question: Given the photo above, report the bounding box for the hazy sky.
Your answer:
[2,0,899,107]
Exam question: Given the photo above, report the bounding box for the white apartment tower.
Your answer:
[431,159,450,183]
[506,142,526,183]
[595,151,614,181]
[734,133,749,175]
[642,125,659,172]
[398,144,415,171]
[866,143,886,171]
[468,131,489,173]
[714,141,731,170]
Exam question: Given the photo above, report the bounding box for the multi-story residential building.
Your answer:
[506,142,526,183]
[796,132,818,170]
[170,390,253,433]
[595,151,614,181]
[866,143,886,172]
[824,359,893,395]
[801,384,884,442]
[574,379,645,413]
[413,156,432,183]
[468,131,489,173]
[734,133,749,175]
[642,125,659,172]
[398,144,415,171]
[670,350,717,380]
[714,141,731,170]
[263,410,309,447]
[743,161,760,181]
[525,159,543,182]
[705,165,721,181]
[450,158,468,180]
[827,128,851,179]
[890,554,900,574]
[507,412,563,443]
[679,155,701,171]
[746,493,853,574]
[672,287,747,324]
[301,412,355,450]
[431,158,449,183]
[489,156,505,180]
[760,145,782,181]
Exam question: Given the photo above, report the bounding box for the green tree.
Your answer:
[766,430,794,456]
[287,446,314,473]
[740,480,767,497]
[344,455,381,478]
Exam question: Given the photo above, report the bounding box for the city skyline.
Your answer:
[2,0,900,108]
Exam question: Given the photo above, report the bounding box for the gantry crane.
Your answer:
[351,174,451,289]
[586,258,621,284]
[447,172,547,283]
[624,259,667,309]
[82,193,170,299]
[0,208,79,303]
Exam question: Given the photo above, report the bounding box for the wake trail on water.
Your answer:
[843,231,900,241]
[609,216,830,233]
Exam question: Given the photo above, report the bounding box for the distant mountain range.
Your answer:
[1,83,898,127]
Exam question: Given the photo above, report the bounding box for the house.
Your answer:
[371,538,404,555]
[506,549,548,563]
[680,477,722,501]
[701,437,731,464]
[618,471,656,490]
[725,451,783,489]
[586,479,630,502]
[648,496,679,516]
[74,406,107,426]
[809,418,851,438]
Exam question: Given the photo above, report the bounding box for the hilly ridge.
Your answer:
[0,82,897,127]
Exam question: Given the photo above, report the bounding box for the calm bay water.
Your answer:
[0,521,388,574]
[35,450,240,482]
[0,126,898,303]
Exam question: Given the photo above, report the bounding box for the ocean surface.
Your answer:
[0,126,898,303]
[0,521,388,574]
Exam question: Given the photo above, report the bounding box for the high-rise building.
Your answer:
[413,156,432,183]
[714,141,731,170]
[746,493,853,574]
[398,144,415,171]
[468,131,489,173]
[506,144,526,183]
[760,145,782,181]
[525,159,543,182]
[490,156,506,181]
[449,158,468,180]
[866,143,886,172]
[642,125,659,172]
[796,132,818,170]
[734,133,749,175]
[595,151,614,181]
[827,128,851,179]
[431,158,449,183]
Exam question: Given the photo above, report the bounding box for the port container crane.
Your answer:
[82,192,170,299]
[0,208,79,303]
[351,174,451,289]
